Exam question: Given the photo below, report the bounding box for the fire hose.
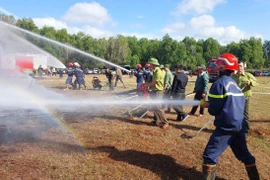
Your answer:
[109,94,139,109]
[180,116,214,139]
[127,89,195,120]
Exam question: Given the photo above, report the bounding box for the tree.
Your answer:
[106,35,130,65]
[248,37,265,69]
[158,34,174,64]
[226,42,241,58]
[0,14,16,25]
[239,38,265,69]
[182,37,198,69]
[203,38,220,61]
[138,38,150,63]
[263,40,270,67]
[16,18,39,33]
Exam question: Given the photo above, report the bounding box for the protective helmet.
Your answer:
[136,63,142,69]
[216,53,238,71]
[145,63,150,68]
[74,62,80,67]
[68,62,73,67]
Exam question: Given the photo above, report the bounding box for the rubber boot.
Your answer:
[176,114,183,121]
[202,164,216,180]
[245,164,260,180]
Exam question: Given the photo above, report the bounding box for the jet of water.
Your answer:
[0,20,131,73]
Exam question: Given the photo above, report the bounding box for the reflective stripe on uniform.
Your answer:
[208,92,244,99]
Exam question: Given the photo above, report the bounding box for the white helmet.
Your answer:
[74,62,80,67]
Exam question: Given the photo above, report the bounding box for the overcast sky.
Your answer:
[1,0,269,45]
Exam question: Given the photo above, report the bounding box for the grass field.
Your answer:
[0,74,269,180]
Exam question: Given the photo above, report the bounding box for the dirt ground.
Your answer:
[0,74,269,180]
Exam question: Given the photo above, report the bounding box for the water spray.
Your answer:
[0,21,131,73]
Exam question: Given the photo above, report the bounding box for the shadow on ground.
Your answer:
[91,145,225,180]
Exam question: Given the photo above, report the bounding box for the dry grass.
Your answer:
[0,74,269,180]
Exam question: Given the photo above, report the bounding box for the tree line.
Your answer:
[1,14,270,70]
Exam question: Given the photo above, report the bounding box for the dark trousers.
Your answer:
[108,79,114,90]
[149,90,168,125]
[244,98,250,134]
[203,128,255,165]
[190,91,204,115]
[172,93,186,116]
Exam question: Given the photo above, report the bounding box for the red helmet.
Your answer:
[216,53,238,71]
[136,63,142,69]
[145,63,150,68]
[68,62,73,67]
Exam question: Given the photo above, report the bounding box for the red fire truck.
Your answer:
[207,58,219,82]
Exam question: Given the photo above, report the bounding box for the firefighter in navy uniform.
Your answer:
[134,63,144,89]
[143,63,151,82]
[201,53,259,180]
[74,62,86,90]
[65,62,74,90]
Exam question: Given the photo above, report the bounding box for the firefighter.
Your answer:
[74,62,86,90]
[201,53,259,180]
[134,63,144,89]
[92,76,102,90]
[65,62,74,90]
[143,63,151,82]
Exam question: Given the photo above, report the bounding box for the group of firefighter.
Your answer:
[133,54,260,180]
[65,62,88,90]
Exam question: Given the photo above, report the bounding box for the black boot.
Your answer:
[245,164,260,180]
[202,164,216,180]
[176,114,183,121]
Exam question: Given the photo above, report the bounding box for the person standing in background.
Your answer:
[188,65,209,117]
[163,64,173,113]
[115,67,126,88]
[170,65,189,121]
[106,67,114,91]
[232,60,259,138]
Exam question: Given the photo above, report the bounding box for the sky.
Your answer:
[0,0,269,45]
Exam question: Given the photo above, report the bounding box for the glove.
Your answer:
[200,99,205,107]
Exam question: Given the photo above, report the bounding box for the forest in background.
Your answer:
[1,14,270,71]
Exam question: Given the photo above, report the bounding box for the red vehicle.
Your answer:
[207,58,219,82]
[0,53,65,75]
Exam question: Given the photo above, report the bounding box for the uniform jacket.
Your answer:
[208,74,246,132]
[134,68,144,83]
[232,72,259,97]
[143,68,151,82]
[164,70,173,90]
[194,72,209,93]
[67,67,74,76]
[151,67,164,91]
[170,71,188,96]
